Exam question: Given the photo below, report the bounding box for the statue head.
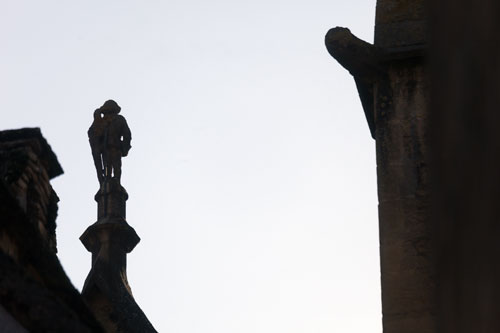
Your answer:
[99,100,121,115]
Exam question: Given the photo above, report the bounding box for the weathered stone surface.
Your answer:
[81,219,140,256]
[0,128,63,179]
[0,128,104,332]
[95,179,129,221]
[376,60,433,333]
[325,27,382,78]
[325,27,382,138]
[80,188,156,332]
[81,220,154,333]
[0,128,63,253]
[325,2,433,332]
[375,0,427,48]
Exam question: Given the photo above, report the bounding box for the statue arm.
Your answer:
[120,117,132,156]
[88,110,102,140]
[123,118,131,144]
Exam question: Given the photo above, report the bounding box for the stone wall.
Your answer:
[0,128,104,332]
[0,130,60,253]
[376,59,434,332]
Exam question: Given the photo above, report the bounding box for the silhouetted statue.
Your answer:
[88,100,131,185]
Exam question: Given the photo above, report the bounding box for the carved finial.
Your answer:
[82,101,155,332]
[88,100,131,185]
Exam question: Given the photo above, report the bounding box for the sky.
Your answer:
[1,1,380,332]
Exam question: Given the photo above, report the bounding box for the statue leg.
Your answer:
[110,149,122,182]
[92,150,104,183]
[102,150,110,179]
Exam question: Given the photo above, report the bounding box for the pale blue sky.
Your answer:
[1,1,379,332]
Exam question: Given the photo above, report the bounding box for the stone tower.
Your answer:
[325,1,432,332]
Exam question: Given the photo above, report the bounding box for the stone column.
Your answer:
[325,1,435,332]
[80,178,156,333]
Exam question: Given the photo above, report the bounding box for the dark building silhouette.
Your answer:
[0,128,103,332]
[432,1,500,332]
[327,0,500,332]
[0,127,156,332]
